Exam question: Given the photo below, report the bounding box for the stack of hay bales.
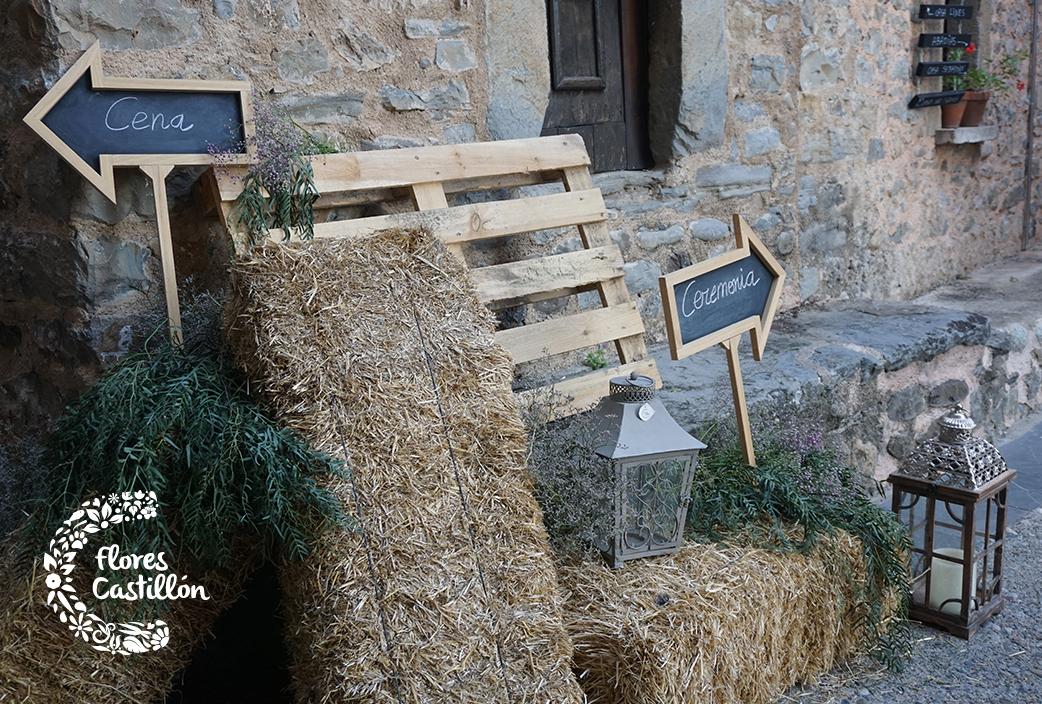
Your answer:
[557,534,867,704]
[0,540,255,703]
[227,229,583,703]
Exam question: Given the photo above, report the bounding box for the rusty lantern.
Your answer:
[887,405,1017,638]
[588,372,706,569]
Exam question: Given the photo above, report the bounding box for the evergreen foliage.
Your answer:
[20,294,347,580]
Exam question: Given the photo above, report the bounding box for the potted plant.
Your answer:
[942,44,1028,128]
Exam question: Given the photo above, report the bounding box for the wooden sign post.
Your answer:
[659,215,786,466]
[23,42,252,344]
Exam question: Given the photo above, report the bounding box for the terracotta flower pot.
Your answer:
[960,91,990,127]
[941,99,968,129]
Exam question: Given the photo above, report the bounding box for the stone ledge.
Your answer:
[653,245,1042,480]
[935,125,1000,145]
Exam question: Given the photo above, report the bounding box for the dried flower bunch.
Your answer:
[210,96,335,244]
[944,43,1029,96]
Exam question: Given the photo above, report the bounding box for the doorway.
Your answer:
[541,0,653,172]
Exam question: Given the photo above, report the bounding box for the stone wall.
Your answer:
[0,0,1039,439]
[0,0,490,429]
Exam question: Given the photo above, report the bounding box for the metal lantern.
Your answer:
[588,372,706,568]
[887,405,1017,638]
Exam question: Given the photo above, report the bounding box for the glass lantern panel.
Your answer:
[620,457,692,553]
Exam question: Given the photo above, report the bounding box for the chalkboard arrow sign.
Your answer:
[918,33,972,48]
[23,42,251,203]
[908,90,965,109]
[916,61,970,77]
[659,216,786,465]
[918,4,973,20]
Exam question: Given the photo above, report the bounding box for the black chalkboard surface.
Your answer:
[918,33,972,48]
[919,4,973,19]
[908,91,965,109]
[916,61,969,78]
[41,74,245,170]
[671,251,772,348]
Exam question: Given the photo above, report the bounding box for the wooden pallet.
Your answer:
[205,134,659,416]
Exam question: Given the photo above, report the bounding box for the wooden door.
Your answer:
[541,0,652,173]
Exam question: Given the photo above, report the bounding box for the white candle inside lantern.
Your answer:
[929,548,977,614]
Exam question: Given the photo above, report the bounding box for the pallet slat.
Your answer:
[470,245,623,308]
[495,302,645,364]
[213,135,590,202]
[255,189,606,246]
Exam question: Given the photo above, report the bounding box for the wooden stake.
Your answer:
[722,335,756,466]
[140,164,183,346]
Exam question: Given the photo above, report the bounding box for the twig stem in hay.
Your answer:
[332,405,406,704]
[410,303,515,704]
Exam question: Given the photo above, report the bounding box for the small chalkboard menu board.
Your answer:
[908,90,965,109]
[915,62,969,78]
[918,4,973,20]
[41,74,244,171]
[669,254,773,350]
[918,33,972,48]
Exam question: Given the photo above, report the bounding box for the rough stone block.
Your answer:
[284,93,365,124]
[213,0,234,19]
[34,319,99,371]
[360,136,427,151]
[551,237,583,256]
[331,21,399,72]
[274,36,330,85]
[776,230,795,255]
[435,40,478,72]
[87,237,150,302]
[380,79,470,112]
[928,379,970,407]
[0,228,88,307]
[443,123,476,144]
[404,18,470,38]
[750,54,787,93]
[867,137,885,162]
[734,100,766,121]
[855,57,875,86]
[888,386,926,421]
[800,44,845,89]
[744,127,781,157]
[887,434,914,460]
[801,220,848,254]
[689,219,730,241]
[799,266,820,300]
[810,344,883,383]
[637,225,685,250]
[754,212,782,232]
[623,260,663,294]
[695,164,772,198]
[798,175,817,212]
[52,0,202,50]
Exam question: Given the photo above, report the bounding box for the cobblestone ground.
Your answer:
[774,507,1042,704]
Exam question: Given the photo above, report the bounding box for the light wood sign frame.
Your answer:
[659,214,786,465]
[24,42,253,343]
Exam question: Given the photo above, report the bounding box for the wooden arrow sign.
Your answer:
[24,42,253,345]
[659,215,786,465]
[23,42,251,203]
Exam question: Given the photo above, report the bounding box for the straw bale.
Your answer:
[227,229,583,704]
[557,533,868,704]
[0,535,257,703]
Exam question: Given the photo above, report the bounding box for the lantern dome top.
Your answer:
[938,404,976,444]
[900,405,1007,489]
[609,371,656,404]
